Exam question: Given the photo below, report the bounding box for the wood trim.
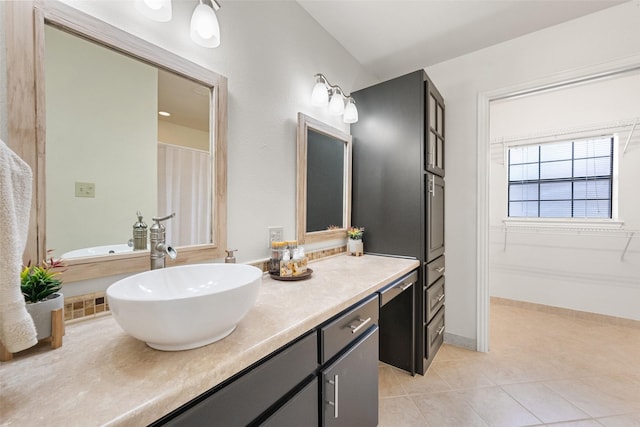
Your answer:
[5,0,38,265]
[33,0,224,88]
[7,0,228,283]
[296,113,352,245]
[476,91,490,353]
[296,113,308,243]
[34,7,47,266]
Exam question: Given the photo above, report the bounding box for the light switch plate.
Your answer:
[75,182,95,198]
[268,226,283,248]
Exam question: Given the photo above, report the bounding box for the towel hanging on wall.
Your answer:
[0,139,38,353]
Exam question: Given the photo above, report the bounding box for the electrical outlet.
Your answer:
[75,182,95,198]
[268,226,283,248]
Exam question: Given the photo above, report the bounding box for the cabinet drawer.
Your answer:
[378,270,417,306]
[425,277,445,323]
[320,294,379,364]
[426,306,445,361]
[160,332,318,426]
[425,256,445,286]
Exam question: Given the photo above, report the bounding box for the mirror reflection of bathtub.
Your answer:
[61,244,134,260]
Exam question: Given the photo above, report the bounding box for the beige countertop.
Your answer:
[0,254,419,426]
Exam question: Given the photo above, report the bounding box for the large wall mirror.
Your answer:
[5,1,227,282]
[296,113,352,244]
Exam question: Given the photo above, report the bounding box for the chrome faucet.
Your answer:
[150,213,177,270]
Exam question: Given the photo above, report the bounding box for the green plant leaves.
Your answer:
[21,266,63,303]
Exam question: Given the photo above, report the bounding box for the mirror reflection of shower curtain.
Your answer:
[158,142,211,246]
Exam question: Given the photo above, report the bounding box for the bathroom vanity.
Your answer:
[0,254,418,426]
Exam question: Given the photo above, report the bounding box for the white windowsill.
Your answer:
[502,218,625,231]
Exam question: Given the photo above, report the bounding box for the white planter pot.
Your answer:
[348,239,364,256]
[25,293,64,340]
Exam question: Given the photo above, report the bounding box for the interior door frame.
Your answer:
[475,54,640,352]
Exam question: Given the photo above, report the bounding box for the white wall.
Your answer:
[426,1,640,344]
[52,1,374,263]
[45,25,158,256]
[158,120,209,152]
[489,71,640,321]
[0,1,375,293]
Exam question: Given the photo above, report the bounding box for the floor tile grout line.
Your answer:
[497,382,589,426]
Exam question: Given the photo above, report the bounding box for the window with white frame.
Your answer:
[508,136,614,218]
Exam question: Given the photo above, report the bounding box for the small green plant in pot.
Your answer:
[347,227,364,256]
[347,226,364,240]
[21,252,65,340]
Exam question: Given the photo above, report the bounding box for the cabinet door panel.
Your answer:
[426,173,445,262]
[426,85,445,176]
[261,377,318,427]
[322,327,379,427]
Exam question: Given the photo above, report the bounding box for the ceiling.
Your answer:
[158,69,210,132]
[297,0,628,81]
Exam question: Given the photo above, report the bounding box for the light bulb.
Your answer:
[190,3,221,48]
[144,0,163,10]
[328,90,345,115]
[311,81,329,107]
[343,99,358,123]
[134,0,172,22]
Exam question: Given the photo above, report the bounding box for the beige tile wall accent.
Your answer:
[63,245,347,322]
[491,296,640,329]
[64,292,109,322]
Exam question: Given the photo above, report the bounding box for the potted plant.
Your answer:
[21,252,65,340]
[347,226,364,256]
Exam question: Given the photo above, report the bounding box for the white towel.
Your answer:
[0,139,38,353]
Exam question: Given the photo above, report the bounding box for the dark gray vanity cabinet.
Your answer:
[154,332,318,427]
[321,327,379,427]
[352,70,445,375]
[318,294,379,427]
[154,293,381,426]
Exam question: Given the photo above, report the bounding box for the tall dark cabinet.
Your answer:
[351,70,445,375]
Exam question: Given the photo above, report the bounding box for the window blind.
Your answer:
[508,137,613,218]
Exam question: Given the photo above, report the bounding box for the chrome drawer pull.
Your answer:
[397,282,413,292]
[327,375,339,418]
[437,325,445,335]
[437,293,445,302]
[435,266,445,273]
[349,317,371,334]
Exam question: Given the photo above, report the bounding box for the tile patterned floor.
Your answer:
[379,301,640,426]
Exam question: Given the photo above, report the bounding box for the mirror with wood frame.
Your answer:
[4,0,228,282]
[296,113,352,244]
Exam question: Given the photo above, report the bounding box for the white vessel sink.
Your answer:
[106,264,262,351]
[62,244,133,259]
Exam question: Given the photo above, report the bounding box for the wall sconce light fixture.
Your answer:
[134,0,173,22]
[190,0,221,48]
[311,73,358,124]
[135,0,222,49]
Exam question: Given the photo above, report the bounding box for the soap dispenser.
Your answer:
[225,249,237,263]
[132,211,148,250]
